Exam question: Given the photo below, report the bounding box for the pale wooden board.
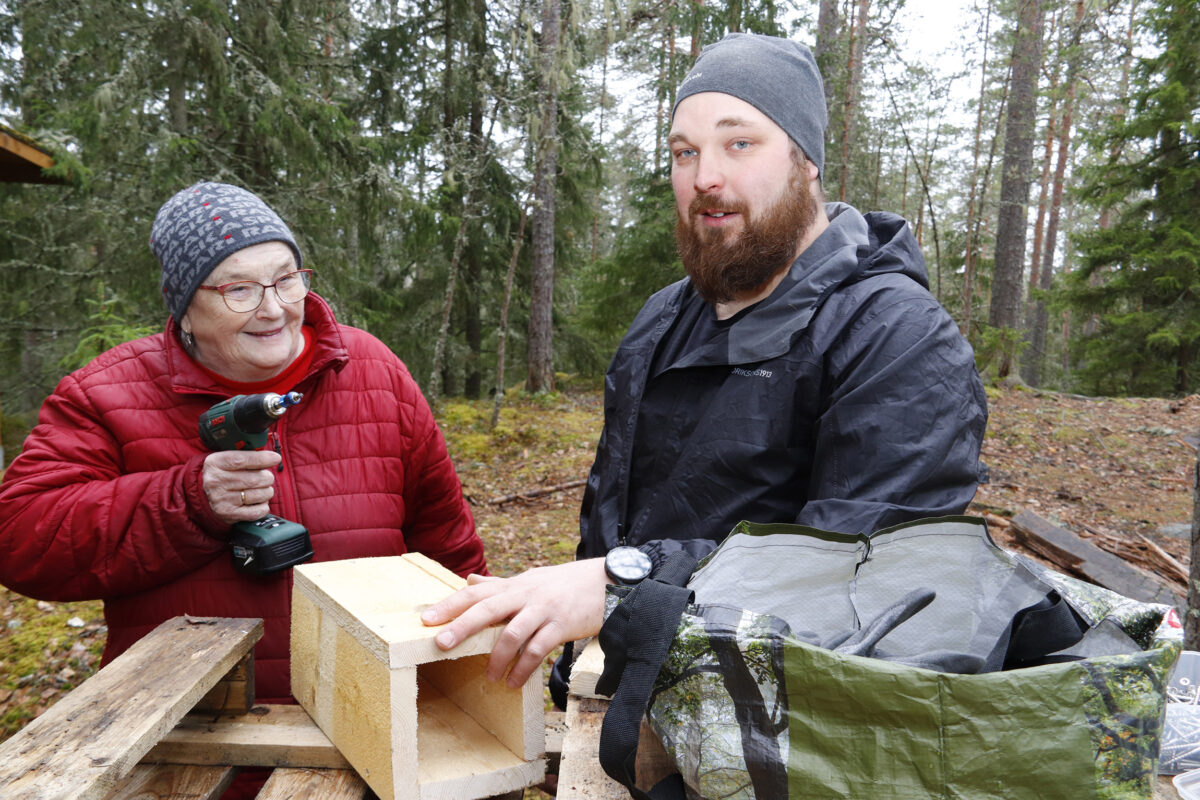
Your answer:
[565,637,607,699]
[257,768,371,800]
[102,764,234,800]
[296,553,504,667]
[419,653,545,761]
[415,675,546,799]
[142,704,349,769]
[0,616,263,800]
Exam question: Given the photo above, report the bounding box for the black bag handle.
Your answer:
[595,551,697,800]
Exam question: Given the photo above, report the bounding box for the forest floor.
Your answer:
[2,381,1199,749]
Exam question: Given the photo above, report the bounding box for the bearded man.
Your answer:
[421,33,988,705]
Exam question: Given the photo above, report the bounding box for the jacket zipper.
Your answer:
[267,427,300,524]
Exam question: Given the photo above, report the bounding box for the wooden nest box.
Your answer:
[291,554,545,800]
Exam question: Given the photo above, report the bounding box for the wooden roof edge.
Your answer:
[0,122,56,170]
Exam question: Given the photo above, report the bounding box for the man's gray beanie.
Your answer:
[673,33,828,180]
[150,182,303,323]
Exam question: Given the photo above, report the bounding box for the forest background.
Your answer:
[0,0,1198,457]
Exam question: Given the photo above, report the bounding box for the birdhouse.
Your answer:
[291,554,545,800]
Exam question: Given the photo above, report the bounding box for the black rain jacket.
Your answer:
[577,203,988,568]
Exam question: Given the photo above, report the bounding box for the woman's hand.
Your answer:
[421,558,610,688]
[201,450,282,524]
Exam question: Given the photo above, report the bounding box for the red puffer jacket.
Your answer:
[0,294,486,702]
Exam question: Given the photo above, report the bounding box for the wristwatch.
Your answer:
[604,546,653,586]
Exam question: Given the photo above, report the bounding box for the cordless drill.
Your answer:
[199,392,314,575]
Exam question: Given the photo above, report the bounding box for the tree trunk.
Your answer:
[526,0,560,393]
[837,0,870,202]
[1024,0,1083,388]
[428,193,476,407]
[1188,438,1200,648]
[961,0,993,337]
[491,203,530,430]
[988,0,1045,378]
[464,0,487,400]
[814,0,839,111]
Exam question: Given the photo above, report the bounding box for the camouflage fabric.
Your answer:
[607,516,1180,800]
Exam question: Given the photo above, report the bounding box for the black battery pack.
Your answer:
[229,514,314,574]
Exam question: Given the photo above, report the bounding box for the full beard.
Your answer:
[675,166,817,305]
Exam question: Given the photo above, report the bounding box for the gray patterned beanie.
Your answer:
[151,182,303,323]
[673,33,828,180]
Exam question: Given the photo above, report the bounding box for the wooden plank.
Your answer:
[143,704,350,769]
[556,696,624,800]
[565,637,607,699]
[0,616,263,800]
[257,768,370,800]
[1008,510,1183,608]
[193,653,255,714]
[102,765,234,800]
[1157,774,1183,800]
[556,695,674,800]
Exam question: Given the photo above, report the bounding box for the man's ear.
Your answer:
[180,313,192,335]
[805,159,820,183]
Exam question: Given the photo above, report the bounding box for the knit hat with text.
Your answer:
[673,33,828,180]
[151,182,303,323]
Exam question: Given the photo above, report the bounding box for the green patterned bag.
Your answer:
[595,516,1181,800]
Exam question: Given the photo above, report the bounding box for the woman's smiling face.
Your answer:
[181,241,306,383]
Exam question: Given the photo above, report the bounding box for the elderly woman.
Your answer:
[0,182,487,704]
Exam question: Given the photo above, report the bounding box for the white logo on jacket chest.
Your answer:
[731,367,773,379]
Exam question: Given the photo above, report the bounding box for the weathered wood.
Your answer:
[0,616,263,800]
[1008,510,1183,608]
[143,704,350,769]
[556,695,673,800]
[256,768,370,800]
[102,764,235,800]
[193,652,255,714]
[544,709,565,777]
[292,554,545,800]
[1157,774,1183,800]
[556,696,623,800]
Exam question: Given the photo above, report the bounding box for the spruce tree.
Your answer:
[1062,0,1200,395]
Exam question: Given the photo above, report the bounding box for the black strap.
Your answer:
[596,551,696,799]
[998,590,1089,670]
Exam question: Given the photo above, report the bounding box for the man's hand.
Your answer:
[201,450,281,525]
[421,558,609,688]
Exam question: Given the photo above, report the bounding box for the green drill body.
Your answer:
[198,392,313,575]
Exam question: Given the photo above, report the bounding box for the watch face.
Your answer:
[606,546,652,585]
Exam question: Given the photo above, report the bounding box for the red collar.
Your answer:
[188,325,316,395]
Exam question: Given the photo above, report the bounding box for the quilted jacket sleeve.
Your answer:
[0,373,229,601]
[795,279,987,535]
[396,377,488,579]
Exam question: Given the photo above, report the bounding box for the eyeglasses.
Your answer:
[197,269,314,313]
